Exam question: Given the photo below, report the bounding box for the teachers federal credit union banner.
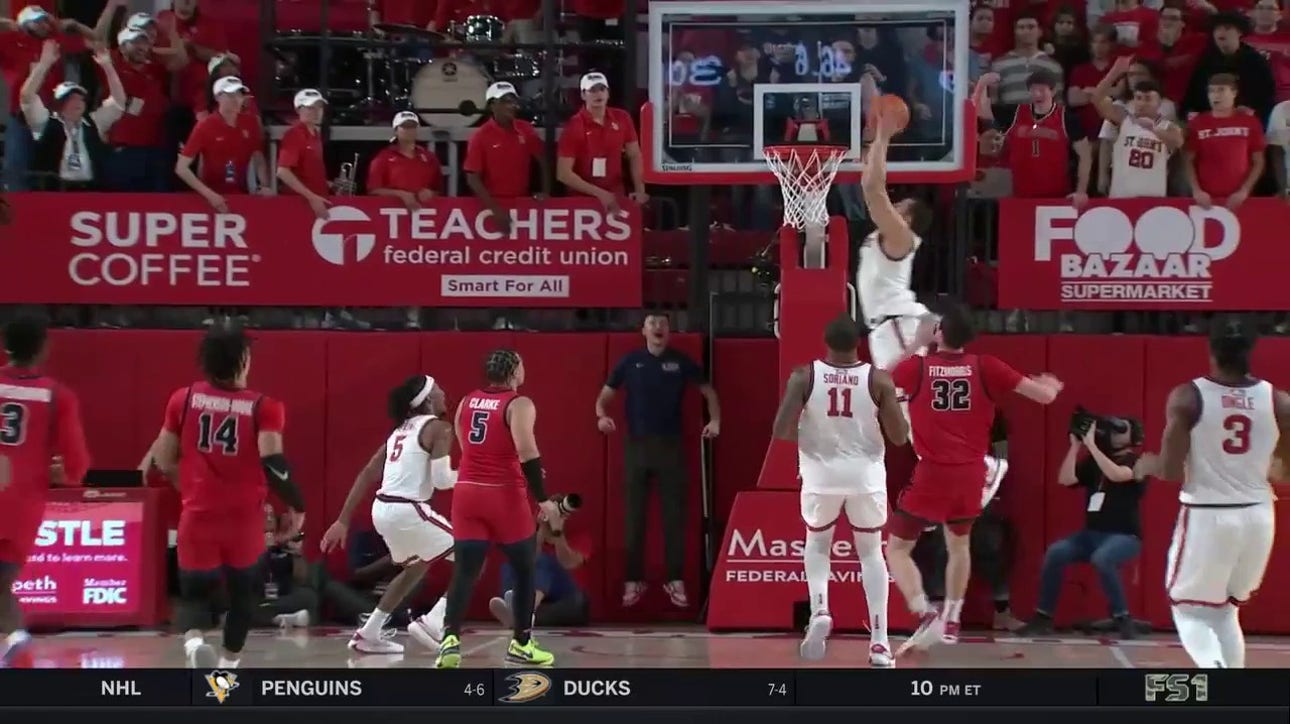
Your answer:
[996,197,1285,310]
[0,194,642,307]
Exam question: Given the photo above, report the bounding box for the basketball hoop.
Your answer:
[763,144,850,231]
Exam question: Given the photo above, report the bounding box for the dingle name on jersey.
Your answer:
[928,365,972,378]
[190,393,254,415]
[1120,134,1164,153]
[822,372,860,386]
[468,397,502,411]
[1221,393,1255,410]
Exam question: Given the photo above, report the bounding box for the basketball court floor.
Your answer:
[27,626,1290,669]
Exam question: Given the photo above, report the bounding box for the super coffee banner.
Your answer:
[0,194,643,308]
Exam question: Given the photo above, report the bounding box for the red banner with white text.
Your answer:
[0,194,642,307]
[997,197,1287,310]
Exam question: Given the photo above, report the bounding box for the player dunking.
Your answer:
[149,324,306,669]
[321,375,458,654]
[1135,318,1287,668]
[436,349,562,668]
[887,301,1062,653]
[771,314,909,667]
[0,316,90,668]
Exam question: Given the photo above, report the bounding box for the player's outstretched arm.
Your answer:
[320,442,385,553]
[771,366,811,442]
[1013,374,1063,404]
[860,99,917,260]
[422,418,458,490]
[869,368,909,445]
[1270,389,1290,485]
[1138,383,1200,482]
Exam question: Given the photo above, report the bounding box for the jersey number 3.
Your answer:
[197,413,240,455]
[931,379,972,411]
[0,402,27,446]
[1222,414,1251,454]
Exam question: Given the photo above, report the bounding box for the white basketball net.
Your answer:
[764,145,848,230]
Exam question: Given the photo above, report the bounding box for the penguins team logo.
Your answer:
[499,672,552,704]
[205,670,239,704]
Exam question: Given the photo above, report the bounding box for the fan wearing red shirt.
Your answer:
[157,0,233,119]
[1101,0,1161,54]
[177,77,269,212]
[465,82,545,234]
[149,325,306,670]
[1246,0,1290,102]
[368,111,444,210]
[983,70,1093,205]
[100,27,172,192]
[276,89,333,219]
[1157,4,1207,101]
[0,316,90,669]
[1068,25,1118,140]
[885,301,1063,654]
[0,5,94,192]
[557,72,649,210]
[198,55,260,121]
[1186,74,1267,207]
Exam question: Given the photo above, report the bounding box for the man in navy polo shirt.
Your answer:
[595,312,721,608]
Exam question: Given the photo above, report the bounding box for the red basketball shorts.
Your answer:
[889,459,986,539]
[451,483,535,545]
[177,508,265,571]
[0,503,44,567]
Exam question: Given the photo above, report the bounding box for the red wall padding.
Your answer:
[17,331,1290,632]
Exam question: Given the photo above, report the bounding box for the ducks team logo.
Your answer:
[205,670,240,704]
[499,672,552,703]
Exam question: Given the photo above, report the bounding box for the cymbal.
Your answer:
[374,23,445,41]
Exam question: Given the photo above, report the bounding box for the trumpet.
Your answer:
[333,153,358,196]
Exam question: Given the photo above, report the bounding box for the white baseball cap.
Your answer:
[208,54,236,76]
[117,27,148,46]
[293,88,327,109]
[392,110,420,128]
[213,76,249,96]
[485,81,519,103]
[126,12,156,30]
[16,5,52,26]
[579,72,609,92]
[53,82,87,102]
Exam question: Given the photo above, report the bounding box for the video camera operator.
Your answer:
[489,493,591,628]
[1019,410,1146,639]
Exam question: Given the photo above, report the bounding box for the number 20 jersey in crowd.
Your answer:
[163,381,286,514]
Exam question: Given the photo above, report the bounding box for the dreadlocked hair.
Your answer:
[387,375,430,427]
[199,321,250,383]
[1209,314,1257,376]
[484,348,521,385]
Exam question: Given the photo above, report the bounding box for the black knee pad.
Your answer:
[175,569,222,632]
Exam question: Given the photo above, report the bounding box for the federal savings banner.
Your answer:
[0,194,643,308]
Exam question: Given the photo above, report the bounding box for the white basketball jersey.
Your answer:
[857,231,928,327]
[1109,119,1171,198]
[379,414,438,501]
[798,361,887,494]
[1183,378,1278,505]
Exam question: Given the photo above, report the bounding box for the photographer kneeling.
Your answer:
[490,494,591,628]
[1020,412,1146,639]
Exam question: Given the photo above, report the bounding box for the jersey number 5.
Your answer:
[1222,414,1251,454]
[0,402,27,446]
[197,413,240,455]
[931,379,971,411]
[826,387,853,418]
[468,410,489,444]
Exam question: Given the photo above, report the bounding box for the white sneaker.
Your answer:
[347,628,404,654]
[488,590,515,628]
[799,612,833,661]
[869,642,895,668]
[273,609,310,629]
[184,640,218,669]
[664,580,689,608]
[897,610,945,656]
[407,615,444,650]
[622,581,646,607]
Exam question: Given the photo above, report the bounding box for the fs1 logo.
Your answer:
[83,587,127,605]
[1144,673,1209,703]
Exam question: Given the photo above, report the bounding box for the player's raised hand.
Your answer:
[319,520,347,553]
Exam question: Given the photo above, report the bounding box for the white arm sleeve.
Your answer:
[430,455,458,490]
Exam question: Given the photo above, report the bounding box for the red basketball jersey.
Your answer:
[163,381,285,514]
[892,351,1024,464]
[455,387,525,488]
[1005,102,1072,198]
[0,366,90,503]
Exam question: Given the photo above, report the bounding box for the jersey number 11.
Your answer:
[827,387,853,418]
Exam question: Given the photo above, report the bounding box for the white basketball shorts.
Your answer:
[867,316,928,371]
[1165,502,1275,607]
[801,489,888,533]
[371,499,455,566]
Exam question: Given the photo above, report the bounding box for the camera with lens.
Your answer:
[555,493,582,516]
[1069,406,1143,451]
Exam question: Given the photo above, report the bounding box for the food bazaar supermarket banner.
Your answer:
[0,194,643,308]
[997,197,1286,310]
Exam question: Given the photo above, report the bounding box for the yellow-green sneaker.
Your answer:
[505,637,554,667]
[435,634,462,669]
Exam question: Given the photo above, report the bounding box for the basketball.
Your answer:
[872,94,910,133]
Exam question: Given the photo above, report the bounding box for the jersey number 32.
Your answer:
[931,379,971,411]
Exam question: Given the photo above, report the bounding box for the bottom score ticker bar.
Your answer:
[0,669,1285,708]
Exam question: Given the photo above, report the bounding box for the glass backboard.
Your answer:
[643,0,973,185]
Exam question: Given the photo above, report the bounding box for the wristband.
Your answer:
[261,453,306,512]
[520,457,547,501]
